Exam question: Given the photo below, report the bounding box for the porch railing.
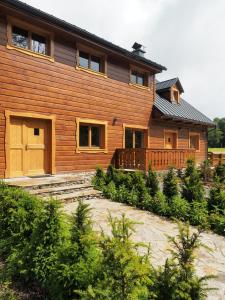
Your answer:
[208,152,225,166]
[115,148,196,171]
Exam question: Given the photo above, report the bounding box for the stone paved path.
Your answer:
[63,198,225,300]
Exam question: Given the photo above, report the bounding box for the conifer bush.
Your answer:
[214,162,225,183]
[168,196,190,221]
[182,162,205,202]
[163,167,179,199]
[146,164,159,197]
[189,200,209,227]
[152,222,213,299]
[208,178,225,211]
[92,167,106,190]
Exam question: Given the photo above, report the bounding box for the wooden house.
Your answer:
[0,0,214,178]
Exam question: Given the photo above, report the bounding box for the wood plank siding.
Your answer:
[0,42,155,176]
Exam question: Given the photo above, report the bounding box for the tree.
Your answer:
[163,167,179,199]
[208,117,225,148]
[146,164,159,197]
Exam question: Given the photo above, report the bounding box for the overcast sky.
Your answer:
[24,0,225,119]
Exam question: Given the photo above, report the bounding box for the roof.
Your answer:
[154,94,215,127]
[1,0,166,72]
[156,77,184,93]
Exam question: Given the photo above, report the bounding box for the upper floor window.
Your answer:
[79,51,101,73]
[11,26,47,55]
[12,26,48,55]
[130,70,147,86]
[173,89,180,102]
[125,128,145,148]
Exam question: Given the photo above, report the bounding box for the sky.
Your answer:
[24,0,225,119]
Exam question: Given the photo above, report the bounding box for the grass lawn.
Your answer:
[208,148,225,152]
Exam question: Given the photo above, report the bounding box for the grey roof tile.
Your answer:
[154,94,215,126]
[156,78,184,93]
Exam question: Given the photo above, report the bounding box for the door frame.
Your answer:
[164,129,178,149]
[5,110,56,178]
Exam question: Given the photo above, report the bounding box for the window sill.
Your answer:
[76,66,107,78]
[76,147,108,154]
[6,44,54,62]
[129,82,150,91]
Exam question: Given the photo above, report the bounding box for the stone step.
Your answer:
[42,188,102,203]
[8,176,85,190]
[29,183,92,196]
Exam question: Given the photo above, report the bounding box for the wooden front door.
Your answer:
[9,117,50,177]
[165,132,177,149]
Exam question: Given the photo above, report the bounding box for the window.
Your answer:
[76,118,108,153]
[190,134,200,151]
[10,25,49,55]
[173,90,180,102]
[130,70,146,86]
[79,51,102,73]
[125,128,145,148]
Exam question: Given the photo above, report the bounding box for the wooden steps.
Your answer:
[6,173,101,203]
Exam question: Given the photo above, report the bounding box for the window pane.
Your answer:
[91,55,101,72]
[91,126,100,147]
[12,26,28,49]
[131,71,137,84]
[190,135,199,150]
[135,131,143,148]
[79,125,89,147]
[137,74,144,85]
[32,33,46,54]
[79,51,89,68]
[125,129,133,148]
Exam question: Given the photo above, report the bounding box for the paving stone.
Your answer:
[64,198,225,300]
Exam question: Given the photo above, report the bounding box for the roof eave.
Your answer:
[160,114,215,127]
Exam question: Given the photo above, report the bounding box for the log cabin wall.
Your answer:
[149,120,208,163]
[0,12,156,177]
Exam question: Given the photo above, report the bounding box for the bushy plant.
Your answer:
[103,181,117,200]
[152,222,213,299]
[168,196,190,221]
[149,192,169,216]
[82,214,152,300]
[50,200,101,300]
[0,184,43,258]
[185,159,196,178]
[12,200,67,289]
[182,168,205,202]
[92,167,106,190]
[208,178,225,212]
[189,200,209,227]
[201,160,213,183]
[209,211,225,236]
[0,282,18,300]
[214,162,225,183]
[146,165,159,197]
[163,167,179,199]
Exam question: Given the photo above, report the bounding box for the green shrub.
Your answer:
[49,200,102,300]
[20,200,67,289]
[214,162,225,183]
[82,214,152,300]
[103,181,117,200]
[116,184,130,203]
[149,192,169,216]
[189,200,209,227]
[201,160,213,182]
[182,169,205,202]
[0,185,43,258]
[168,196,190,221]
[146,165,159,197]
[126,188,139,207]
[92,167,106,190]
[163,168,179,199]
[208,178,225,211]
[153,222,213,299]
[209,212,225,236]
[185,159,196,178]
[0,282,18,300]
[106,165,117,184]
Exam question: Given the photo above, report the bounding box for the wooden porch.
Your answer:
[115,148,196,171]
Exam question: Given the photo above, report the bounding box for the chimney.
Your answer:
[132,42,146,57]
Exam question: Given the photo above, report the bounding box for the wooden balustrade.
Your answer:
[208,152,225,167]
[115,148,196,171]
